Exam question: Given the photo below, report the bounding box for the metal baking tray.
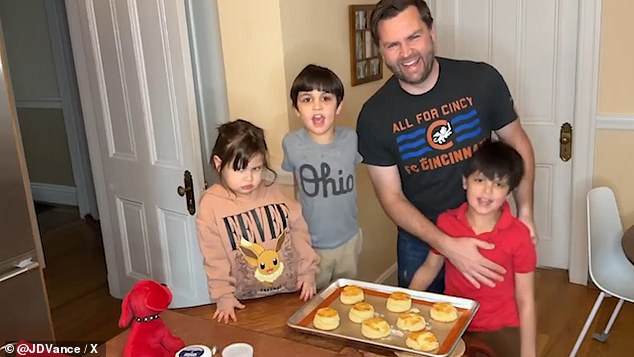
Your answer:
[287,278,479,357]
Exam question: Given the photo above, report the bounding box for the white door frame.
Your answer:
[567,0,602,285]
[427,0,601,284]
[184,0,229,185]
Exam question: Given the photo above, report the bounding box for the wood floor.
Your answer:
[37,203,121,343]
[38,204,634,356]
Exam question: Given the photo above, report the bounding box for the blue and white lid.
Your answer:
[175,344,213,357]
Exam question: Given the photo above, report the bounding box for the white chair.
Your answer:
[570,187,634,356]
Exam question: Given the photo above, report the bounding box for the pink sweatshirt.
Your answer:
[196,183,319,306]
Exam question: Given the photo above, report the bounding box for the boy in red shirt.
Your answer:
[410,139,536,357]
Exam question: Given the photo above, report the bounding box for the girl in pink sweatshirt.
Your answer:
[196,119,319,323]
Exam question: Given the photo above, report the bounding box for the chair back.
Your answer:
[586,187,625,289]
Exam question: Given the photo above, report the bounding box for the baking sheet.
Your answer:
[287,279,479,357]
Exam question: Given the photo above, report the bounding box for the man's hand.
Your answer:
[517,213,537,244]
[440,237,506,288]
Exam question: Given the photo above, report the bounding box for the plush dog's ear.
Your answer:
[118,292,132,328]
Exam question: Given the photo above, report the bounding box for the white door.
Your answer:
[431,0,577,268]
[65,0,210,307]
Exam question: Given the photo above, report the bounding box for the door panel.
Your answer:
[66,0,209,307]
[432,0,577,268]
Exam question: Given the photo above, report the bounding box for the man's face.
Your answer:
[377,5,437,94]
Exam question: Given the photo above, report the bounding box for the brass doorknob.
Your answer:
[559,122,572,161]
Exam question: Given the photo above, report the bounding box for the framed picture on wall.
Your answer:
[348,5,383,86]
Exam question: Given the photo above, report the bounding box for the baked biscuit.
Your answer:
[340,285,364,305]
[361,317,391,339]
[386,291,412,312]
[348,302,375,323]
[313,307,340,330]
[396,312,426,332]
[406,331,439,352]
[430,302,458,322]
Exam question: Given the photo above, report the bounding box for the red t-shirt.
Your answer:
[434,202,536,331]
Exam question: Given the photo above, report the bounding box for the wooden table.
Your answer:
[176,292,475,357]
[104,293,472,356]
[176,293,393,356]
[623,225,634,264]
[99,309,356,356]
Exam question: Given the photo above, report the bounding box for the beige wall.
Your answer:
[0,0,59,99]
[216,0,289,167]
[0,0,74,187]
[595,0,634,228]
[594,131,634,226]
[217,0,397,281]
[17,109,74,186]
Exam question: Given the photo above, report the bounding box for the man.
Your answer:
[356,0,536,292]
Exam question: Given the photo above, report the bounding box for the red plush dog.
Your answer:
[118,280,185,357]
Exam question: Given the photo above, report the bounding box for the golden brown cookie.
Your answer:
[406,331,439,352]
[340,285,365,305]
[313,307,340,330]
[386,291,412,312]
[348,302,375,323]
[361,317,391,339]
[429,302,458,322]
[396,312,426,332]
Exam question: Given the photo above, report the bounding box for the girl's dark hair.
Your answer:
[370,0,434,46]
[211,119,276,184]
[464,139,524,191]
[290,64,344,109]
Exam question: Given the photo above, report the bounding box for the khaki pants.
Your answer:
[315,229,363,290]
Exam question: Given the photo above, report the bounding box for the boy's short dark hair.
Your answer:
[464,139,524,191]
[290,64,344,110]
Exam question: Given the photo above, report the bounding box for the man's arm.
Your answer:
[365,164,505,288]
[496,120,536,239]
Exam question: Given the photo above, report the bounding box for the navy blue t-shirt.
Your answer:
[356,57,517,224]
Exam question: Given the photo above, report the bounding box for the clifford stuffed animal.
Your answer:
[118,280,185,357]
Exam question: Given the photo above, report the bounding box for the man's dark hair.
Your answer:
[370,0,433,46]
[290,64,344,110]
[464,139,524,191]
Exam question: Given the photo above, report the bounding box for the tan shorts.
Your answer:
[315,229,363,290]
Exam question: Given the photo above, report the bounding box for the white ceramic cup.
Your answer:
[221,342,253,357]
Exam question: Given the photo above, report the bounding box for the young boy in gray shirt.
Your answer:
[282,64,362,289]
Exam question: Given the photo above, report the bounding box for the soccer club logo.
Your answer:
[427,119,454,150]
[397,109,483,161]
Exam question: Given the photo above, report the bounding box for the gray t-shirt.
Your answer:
[282,127,362,249]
